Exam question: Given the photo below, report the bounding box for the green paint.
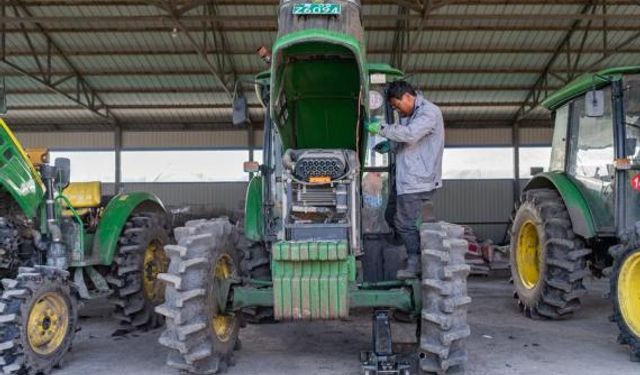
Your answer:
[270,29,368,151]
[93,192,166,265]
[0,120,44,219]
[349,287,414,311]
[232,287,274,310]
[244,175,263,242]
[542,66,640,110]
[525,172,597,238]
[367,62,404,79]
[272,241,350,320]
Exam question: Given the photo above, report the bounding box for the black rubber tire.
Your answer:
[0,266,78,374]
[510,189,591,319]
[419,222,471,374]
[236,224,273,324]
[0,217,22,281]
[156,218,241,374]
[609,244,640,361]
[107,212,170,329]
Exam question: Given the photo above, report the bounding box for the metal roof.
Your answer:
[0,0,638,132]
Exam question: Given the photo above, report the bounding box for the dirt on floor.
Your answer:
[59,276,637,375]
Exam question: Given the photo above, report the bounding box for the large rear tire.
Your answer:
[0,266,78,374]
[156,218,240,374]
[107,212,170,329]
[236,224,273,324]
[510,189,591,319]
[419,222,471,374]
[610,244,640,361]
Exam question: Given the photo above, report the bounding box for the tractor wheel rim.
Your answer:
[618,251,640,337]
[27,292,69,356]
[210,254,235,342]
[143,240,168,302]
[516,220,541,289]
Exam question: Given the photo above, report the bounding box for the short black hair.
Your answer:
[386,80,416,101]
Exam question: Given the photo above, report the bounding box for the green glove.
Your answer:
[373,140,390,154]
[365,118,382,135]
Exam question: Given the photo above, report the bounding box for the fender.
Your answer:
[244,175,264,242]
[0,119,44,218]
[93,191,167,265]
[524,172,597,239]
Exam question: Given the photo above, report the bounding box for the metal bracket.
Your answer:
[360,310,411,375]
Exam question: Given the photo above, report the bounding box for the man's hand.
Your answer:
[364,117,382,135]
[373,140,390,154]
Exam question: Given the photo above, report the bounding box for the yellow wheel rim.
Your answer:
[27,292,69,356]
[516,220,541,289]
[143,240,168,302]
[618,251,640,337]
[210,254,235,342]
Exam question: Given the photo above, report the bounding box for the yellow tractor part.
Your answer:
[62,181,102,209]
[516,220,541,289]
[27,292,70,356]
[211,254,235,342]
[618,251,640,337]
[143,240,169,302]
[25,148,50,167]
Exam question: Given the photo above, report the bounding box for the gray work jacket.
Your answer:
[379,94,444,196]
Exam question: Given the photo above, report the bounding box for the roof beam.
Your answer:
[1,0,117,123]
[4,46,640,57]
[147,0,234,100]
[2,13,640,26]
[512,2,595,122]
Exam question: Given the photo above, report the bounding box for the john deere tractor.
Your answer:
[510,66,640,360]
[0,119,170,374]
[156,1,471,374]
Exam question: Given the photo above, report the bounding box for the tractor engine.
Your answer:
[281,149,361,254]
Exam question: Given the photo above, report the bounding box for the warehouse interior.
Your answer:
[1,1,640,374]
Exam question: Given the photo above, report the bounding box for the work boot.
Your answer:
[397,254,421,280]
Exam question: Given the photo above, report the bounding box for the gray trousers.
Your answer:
[394,191,435,256]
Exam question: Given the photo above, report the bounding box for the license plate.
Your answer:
[292,3,342,15]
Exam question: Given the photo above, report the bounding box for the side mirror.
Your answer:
[530,166,544,176]
[585,90,605,117]
[54,158,71,190]
[626,138,637,157]
[243,161,261,174]
[232,94,251,126]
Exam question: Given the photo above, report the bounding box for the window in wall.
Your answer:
[442,147,514,179]
[122,150,248,182]
[519,147,552,179]
[49,151,115,182]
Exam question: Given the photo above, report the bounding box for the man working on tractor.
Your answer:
[367,80,445,279]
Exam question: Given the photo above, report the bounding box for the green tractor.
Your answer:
[510,66,640,360]
[0,119,171,373]
[156,1,470,374]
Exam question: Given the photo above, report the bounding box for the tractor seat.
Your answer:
[62,182,102,212]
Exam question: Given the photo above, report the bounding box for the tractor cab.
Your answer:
[511,66,640,362]
[540,67,640,239]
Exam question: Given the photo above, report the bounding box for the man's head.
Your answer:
[386,80,417,117]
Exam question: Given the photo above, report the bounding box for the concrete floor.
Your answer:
[57,276,638,375]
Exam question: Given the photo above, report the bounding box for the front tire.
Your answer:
[156,218,240,374]
[108,212,170,329]
[419,222,471,374]
[0,266,78,374]
[510,189,591,319]
[610,244,640,360]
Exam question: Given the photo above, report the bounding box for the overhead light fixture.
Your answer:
[171,27,179,38]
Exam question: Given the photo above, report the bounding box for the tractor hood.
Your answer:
[269,0,368,151]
